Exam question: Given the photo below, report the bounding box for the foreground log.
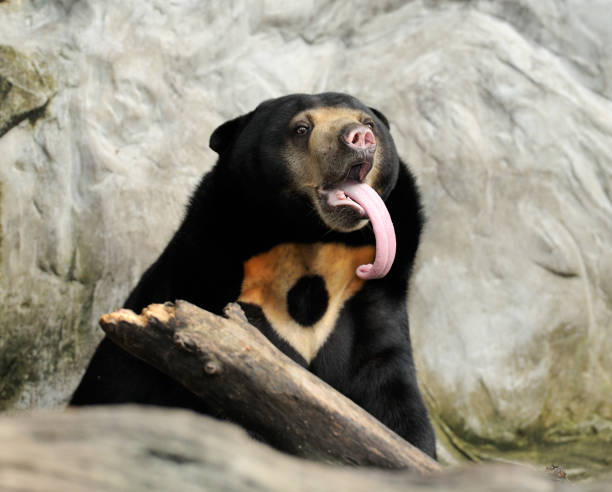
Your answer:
[99,301,440,474]
[2,406,590,492]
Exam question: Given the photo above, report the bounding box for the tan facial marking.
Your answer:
[285,107,383,191]
[238,242,375,362]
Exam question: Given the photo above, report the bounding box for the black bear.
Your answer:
[71,92,436,458]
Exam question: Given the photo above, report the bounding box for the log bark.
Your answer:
[0,406,583,492]
[99,300,440,474]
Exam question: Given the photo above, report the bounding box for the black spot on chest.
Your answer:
[286,275,329,327]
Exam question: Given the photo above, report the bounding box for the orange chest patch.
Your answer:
[238,242,375,362]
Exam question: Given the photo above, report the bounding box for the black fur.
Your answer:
[287,275,329,326]
[71,92,436,458]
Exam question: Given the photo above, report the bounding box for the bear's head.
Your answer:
[209,93,400,235]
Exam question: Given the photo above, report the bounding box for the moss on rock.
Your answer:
[0,45,54,138]
[432,412,612,481]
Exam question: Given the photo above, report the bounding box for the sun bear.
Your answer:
[71,92,436,458]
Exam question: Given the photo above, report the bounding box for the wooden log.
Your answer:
[1,406,581,492]
[99,300,440,474]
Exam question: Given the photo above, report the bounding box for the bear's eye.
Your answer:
[294,124,310,136]
[364,120,375,130]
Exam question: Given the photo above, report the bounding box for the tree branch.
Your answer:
[100,300,441,474]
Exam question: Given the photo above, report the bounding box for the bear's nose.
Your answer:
[342,125,376,151]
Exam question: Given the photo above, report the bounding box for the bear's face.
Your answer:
[210,93,400,233]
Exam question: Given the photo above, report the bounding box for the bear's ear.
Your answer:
[369,107,390,129]
[209,111,254,155]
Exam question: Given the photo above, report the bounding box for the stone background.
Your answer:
[1,0,611,478]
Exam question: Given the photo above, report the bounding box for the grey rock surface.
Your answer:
[0,0,610,478]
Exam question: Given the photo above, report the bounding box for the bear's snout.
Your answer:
[342,124,376,153]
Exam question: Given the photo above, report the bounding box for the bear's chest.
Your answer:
[238,242,375,363]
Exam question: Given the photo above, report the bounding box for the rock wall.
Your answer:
[1,0,611,478]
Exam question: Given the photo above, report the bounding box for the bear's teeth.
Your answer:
[322,187,365,215]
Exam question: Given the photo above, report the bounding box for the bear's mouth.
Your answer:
[316,164,396,280]
[319,160,373,214]
[346,161,372,183]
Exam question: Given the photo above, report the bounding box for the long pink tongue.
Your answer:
[328,182,396,279]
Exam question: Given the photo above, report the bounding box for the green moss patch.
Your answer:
[0,45,55,138]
